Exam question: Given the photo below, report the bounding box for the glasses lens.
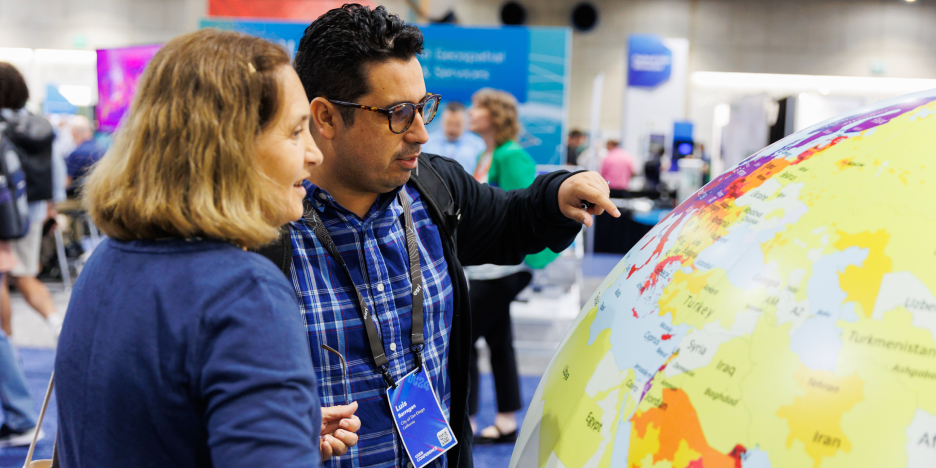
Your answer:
[390,104,415,133]
[422,95,440,125]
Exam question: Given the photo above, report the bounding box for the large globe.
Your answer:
[511,90,936,468]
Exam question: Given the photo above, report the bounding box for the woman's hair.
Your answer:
[0,62,29,110]
[83,29,291,249]
[472,88,520,147]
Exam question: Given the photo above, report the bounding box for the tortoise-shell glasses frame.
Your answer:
[327,93,442,134]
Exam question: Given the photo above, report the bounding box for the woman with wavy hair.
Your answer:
[465,88,555,444]
[55,29,359,467]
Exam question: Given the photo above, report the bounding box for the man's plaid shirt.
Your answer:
[288,180,454,468]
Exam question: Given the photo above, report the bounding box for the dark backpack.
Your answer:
[0,110,55,202]
[257,153,459,277]
[0,127,31,240]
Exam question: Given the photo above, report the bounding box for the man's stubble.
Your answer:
[332,137,422,195]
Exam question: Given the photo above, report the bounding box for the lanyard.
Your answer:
[304,191,425,389]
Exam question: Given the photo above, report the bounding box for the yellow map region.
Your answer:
[833,230,891,318]
[776,366,864,467]
[538,306,613,467]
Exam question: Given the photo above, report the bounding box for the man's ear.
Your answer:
[310,97,341,140]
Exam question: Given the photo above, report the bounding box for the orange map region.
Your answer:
[630,388,743,468]
[628,135,846,283]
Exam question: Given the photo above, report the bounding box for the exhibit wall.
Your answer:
[4,0,936,149]
[451,0,936,137]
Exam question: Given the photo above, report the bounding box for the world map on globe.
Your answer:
[511,90,936,468]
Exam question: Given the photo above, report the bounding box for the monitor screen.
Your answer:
[677,142,694,156]
[96,44,161,132]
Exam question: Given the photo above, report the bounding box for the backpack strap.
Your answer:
[409,153,460,249]
[255,224,293,279]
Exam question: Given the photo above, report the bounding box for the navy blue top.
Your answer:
[65,139,106,181]
[55,238,322,468]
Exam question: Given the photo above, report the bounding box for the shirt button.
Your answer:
[390,342,397,352]
[318,192,327,200]
[377,283,385,292]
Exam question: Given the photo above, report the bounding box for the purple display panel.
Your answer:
[95,44,161,132]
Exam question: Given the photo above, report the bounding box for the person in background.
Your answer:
[644,146,664,191]
[65,115,105,189]
[55,29,360,468]
[0,293,41,448]
[466,88,556,444]
[698,143,712,184]
[0,66,42,448]
[600,140,635,190]
[0,62,63,338]
[565,129,586,166]
[49,114,73,204]
[423,101,485,173]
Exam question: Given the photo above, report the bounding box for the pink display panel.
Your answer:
[95,44,161,132]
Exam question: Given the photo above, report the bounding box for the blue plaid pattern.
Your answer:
[289,180,454,468]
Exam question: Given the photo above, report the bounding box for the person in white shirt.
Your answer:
[423,101,485,173]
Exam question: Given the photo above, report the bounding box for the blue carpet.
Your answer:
[0,348,57,468]
[582,253,624,278]
[0,347,544,468]
[469,373,542,467]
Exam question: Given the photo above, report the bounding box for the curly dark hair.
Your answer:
[294,3,424,127]
[0,62,29,110]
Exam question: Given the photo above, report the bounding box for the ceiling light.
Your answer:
[692,72,936,95]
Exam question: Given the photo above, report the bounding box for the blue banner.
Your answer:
[421,25,570,165]
[200,19,306,57]
[627,34,672,88]
[419,26,528,103]
[199,19,570,165]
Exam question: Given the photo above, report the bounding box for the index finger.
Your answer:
[582,187,620,218]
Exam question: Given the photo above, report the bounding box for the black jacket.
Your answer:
[259,153,583,468]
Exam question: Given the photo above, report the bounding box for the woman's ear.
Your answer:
[310,97,340,140]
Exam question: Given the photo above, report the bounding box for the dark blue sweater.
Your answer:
[55,238,322,468]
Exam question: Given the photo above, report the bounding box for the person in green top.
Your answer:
[464,88,564,444]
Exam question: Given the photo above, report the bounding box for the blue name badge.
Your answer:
[387,368,458,467]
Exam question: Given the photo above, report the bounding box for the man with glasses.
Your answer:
[265,4,619,467]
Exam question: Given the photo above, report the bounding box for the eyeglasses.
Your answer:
[328,93,441,134]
